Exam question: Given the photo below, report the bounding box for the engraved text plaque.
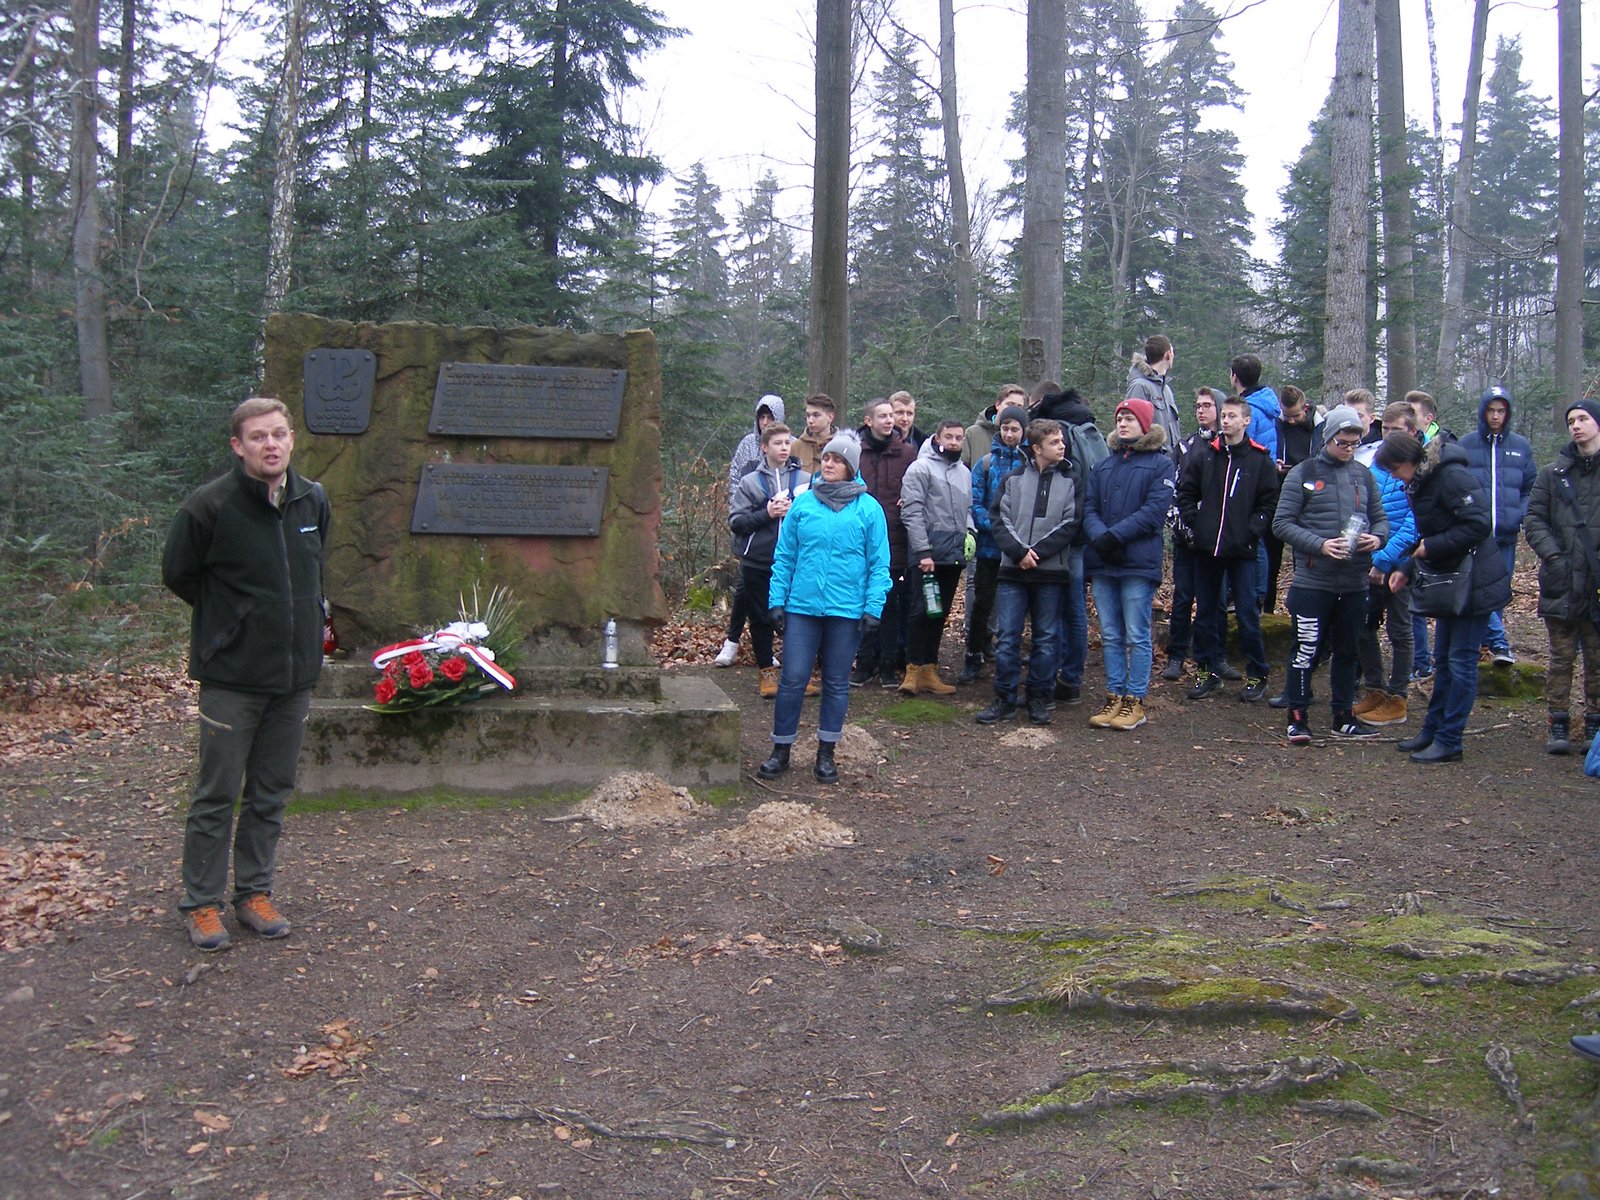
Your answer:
[429,363,624,439]
[410,464,609,537]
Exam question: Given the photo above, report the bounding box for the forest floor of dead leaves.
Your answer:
[4,581,1600,1200]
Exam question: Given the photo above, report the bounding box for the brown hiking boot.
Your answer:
[897,667,920,696]
[758,666,779,699]
[804,672,821,697]
[1088,694,1121,728]
[1352,689,1385,717]
[918,663,956,696]
[186,905,231,952]
[1363,694,1408,726]
[236,894,290,939]
[1109,696,1148,731]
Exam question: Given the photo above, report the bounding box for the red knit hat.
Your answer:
[1115,397,1155,434]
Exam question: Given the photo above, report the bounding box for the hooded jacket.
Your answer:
[1272,442,1389,594]
[728,395,784,490]
[972,439,1029,560]
[1456,391,1535,544]
[1399,439,1511,617]
[1525,440,1600,623]
[857,427,916,568]
[1124,357,1182,452]
[769,483,892,620]
[1175,434,1281,561]
[902,442,973,565]
[1240,384,1281,459]
[1368,460,1419,575]
[729,456,807,568]
[963,405,999,468]
[162,459,330,694]
[1082,426,1175,582]
[991,456,1082,583]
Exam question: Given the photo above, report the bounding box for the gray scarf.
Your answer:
[811,479,866,512]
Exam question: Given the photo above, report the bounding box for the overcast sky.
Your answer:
[625,0,1570,258]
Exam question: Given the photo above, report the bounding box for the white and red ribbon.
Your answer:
[372,621,517,691]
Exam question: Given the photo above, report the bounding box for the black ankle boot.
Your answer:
[1585,712,1600,745]
[1549,711,1572,756]
[957,652,983,685]
[757,743,791,779]
[813,741,839,784]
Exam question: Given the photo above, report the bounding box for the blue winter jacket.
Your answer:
[1456,392,1535,545]
[769,483,892,620]
[971,440,1028,560]
[1242,385,1281,460]
[1082,427,1176,583]
[1369,461,1419,575]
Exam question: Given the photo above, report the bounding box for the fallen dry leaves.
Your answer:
[280,1019,372,1079]
[0,840,127,952]
[0,667,194,762]
[636,930,843,968]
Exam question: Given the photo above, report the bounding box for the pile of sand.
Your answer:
[677,801,856,865]
[574,771,711,830]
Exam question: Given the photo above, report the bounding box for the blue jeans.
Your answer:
[1092,575,1158,698]
[1194,555,1270,678]
[1419,613,1491,752]
[1482,541,1517,652]
[995,578,1065,702]
[1412,612,1433,674]
[773,614,862,745]
[1057,546,1088,687]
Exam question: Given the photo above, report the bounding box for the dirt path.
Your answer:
[3,638,1599,1200]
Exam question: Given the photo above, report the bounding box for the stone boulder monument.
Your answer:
[263,313,739,796]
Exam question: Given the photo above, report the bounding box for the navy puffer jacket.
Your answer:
[1456,390,1535,544]
[1082,427,1175,582]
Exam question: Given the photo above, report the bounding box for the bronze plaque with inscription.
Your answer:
[410,464,609,537]
[302,349,376,434]
[429,363,625,439]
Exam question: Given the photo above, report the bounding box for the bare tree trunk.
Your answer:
[1322,0,1376,405]
[809,0,851,402]
[1421,0,1446,229]
[261,0,306,370]
[1553,0,1584,424]
[70,0,113,420]
[1435,0,1489,395]
[114,0,134,242]
[1375,0,1416,402]
[1019,0,1067,389]
[938,0,974,329]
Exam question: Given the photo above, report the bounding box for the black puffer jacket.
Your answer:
[162,461,330,694]
[1401,440,1510,617]
[1525,441,1600,622]
[1175,435,1281,560]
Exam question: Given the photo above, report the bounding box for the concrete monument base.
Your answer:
[297,664,741,799]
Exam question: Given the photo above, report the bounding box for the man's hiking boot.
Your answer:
[236,895,290,939]
[186,905,231,952]
[1107,697,1147,731]
[1088,694,1121,728]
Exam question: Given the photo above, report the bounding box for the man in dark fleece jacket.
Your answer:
[162,398,330,953]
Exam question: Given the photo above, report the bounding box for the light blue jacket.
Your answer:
[770,484,892,620]
[1369,461,1419,574]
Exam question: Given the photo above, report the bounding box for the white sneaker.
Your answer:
[714,639,739,667]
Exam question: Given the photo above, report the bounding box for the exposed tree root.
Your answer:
[977,1054,1346,1129]
[1485,1044,1533,1129]
[985,972,1358,1023]
[469,1102,735,1144]
[1417,963,1596,987]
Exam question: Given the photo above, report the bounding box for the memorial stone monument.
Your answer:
[263,313,739,796]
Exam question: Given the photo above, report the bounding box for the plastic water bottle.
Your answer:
[1343,513,1368,553]
[602,619,619,669]
[921,574,943,617]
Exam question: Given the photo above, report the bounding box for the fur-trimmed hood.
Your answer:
[1106,426,1168,454]
[1129,353,1163,383]
[1414,434,1468,484]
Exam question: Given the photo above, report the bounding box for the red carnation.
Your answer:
[373,678,398,705]
[439,656,469,682]
[408,662,434,689]
[403,650,426,669]
[384,661,401,679]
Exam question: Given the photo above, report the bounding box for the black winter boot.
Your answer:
[813,741,839,784]
[957,652,984,685]
[1585,712,1600,745]
[757,743,792,779]
[1547,711,1572,756]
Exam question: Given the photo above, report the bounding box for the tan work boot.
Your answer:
[1109,696,1147,731]
[1364,693,1408,726]
[898,666,921,696]
[1352,689,1385,717]
[758,666,779,699]
[1088,694,1121,728]
[919,663,956,696]
[805,672,821,697]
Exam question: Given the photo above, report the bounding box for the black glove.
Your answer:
[767,606,785,632]
[1092,532,1120,558]
[860,613,881,634]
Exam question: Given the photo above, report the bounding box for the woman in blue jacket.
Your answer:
[1082,398,1176,731]
[760,436,892,783]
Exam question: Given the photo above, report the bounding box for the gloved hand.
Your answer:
[767,606,785,632]
[963,531,977,561]
[1091,532,1119,558]
[860,613,881,634]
